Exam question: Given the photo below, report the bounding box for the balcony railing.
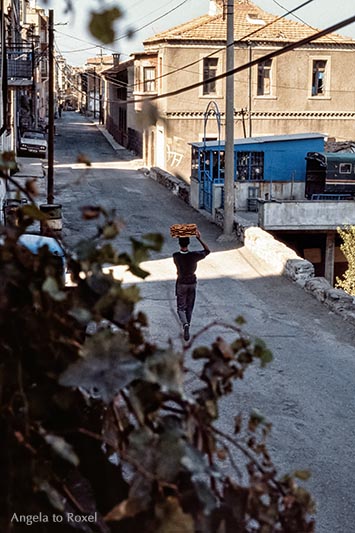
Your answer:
[0,45,33,85]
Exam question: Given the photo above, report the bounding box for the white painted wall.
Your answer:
[258,200,355,230]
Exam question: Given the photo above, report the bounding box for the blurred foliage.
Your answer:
[0,168,315,532]
[88,7,122,45]
[336,225,355,295]
[45,0,125,44]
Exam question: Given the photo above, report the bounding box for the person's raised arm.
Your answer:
[196,229,210,253]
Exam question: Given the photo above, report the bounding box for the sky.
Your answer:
[38,0,355,67]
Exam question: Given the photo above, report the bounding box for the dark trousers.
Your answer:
[176,282,196,325]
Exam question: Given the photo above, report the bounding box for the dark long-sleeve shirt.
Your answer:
[173,249,210,284]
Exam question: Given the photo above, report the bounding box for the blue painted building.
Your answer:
[189,133,326,212]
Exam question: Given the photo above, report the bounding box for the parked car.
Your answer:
[18,130,48,158]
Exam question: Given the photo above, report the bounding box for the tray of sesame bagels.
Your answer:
[170,223,197,238]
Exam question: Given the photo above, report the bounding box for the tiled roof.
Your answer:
[144,0,354,45]
[102,59,133,77]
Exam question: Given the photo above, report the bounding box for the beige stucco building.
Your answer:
[128,0,355,181]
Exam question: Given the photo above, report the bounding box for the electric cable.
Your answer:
[270,0,339,44]
[112,0,191,42]
[98,0,316,92]
[124,13,355,106]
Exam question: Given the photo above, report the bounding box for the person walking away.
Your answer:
[173,229,210,341]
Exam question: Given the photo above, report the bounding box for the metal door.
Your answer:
[199,150,213,212]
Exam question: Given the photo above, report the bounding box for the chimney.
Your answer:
[113,53,120,66]
[209,0,223,16]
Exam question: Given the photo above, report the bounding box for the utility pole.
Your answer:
[93,67,96,119]
[40,8,62,234]
[47,8,54,204]
[248,42,252,137]
[222,0,235,238]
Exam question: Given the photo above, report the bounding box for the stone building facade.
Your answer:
[131,0,355,181]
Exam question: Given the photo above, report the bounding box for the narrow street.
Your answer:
[53,111,355,533]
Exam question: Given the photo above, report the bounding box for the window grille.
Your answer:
[236,151,264,181]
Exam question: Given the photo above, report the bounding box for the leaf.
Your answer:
[234,413,243,434]
[43,433,79,466]
[181,444,211,478]
[192,346,211,360]
[129,381,163,420]
[248,408,266,432]
[81,205,101,219]
[68,307,92,325]
[253,338,273,367]
[128,427,156,467]
[21,204,48,220]
[155,497,194,533]
[25,178,39,196]
[88,8,122,44]
[144,348,183,393]
[104,498,145,522]
[102,223,119,239]
[215,336,234,360]
[293,470,311,481]
[156,428,185,481]
[129,262,150,279]
[141,232,164,252]
[42,276,66,301]
[36,480,65,512]
[193,480,218,513]
[223,480,249,526]
[59,331,143,403]
[77,153,92,166]
[0,150,17,170]
[130,237,150,264]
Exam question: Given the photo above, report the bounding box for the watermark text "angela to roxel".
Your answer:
[11,512,98,526]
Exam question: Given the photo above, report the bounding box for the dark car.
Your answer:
[18,130,48,158]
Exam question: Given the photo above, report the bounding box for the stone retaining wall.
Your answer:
[149,167,189,204]
[149,167,355,326]
[242,226,355,326]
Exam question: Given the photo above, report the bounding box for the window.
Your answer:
[257,59,272,96]
[236,151,264,181]
[340,163,352,174]
[312,60,327,96]
[143,67,156,92]
[203,58,218,95]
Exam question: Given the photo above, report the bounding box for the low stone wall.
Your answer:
[149,167,189,204]
[243,227,314,285]
[149,168,355,326]
[243,226,355,326]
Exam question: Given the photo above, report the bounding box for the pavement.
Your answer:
[9,111,355,532]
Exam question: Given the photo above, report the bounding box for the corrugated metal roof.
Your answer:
[190,132,326,148]
[144,0,355,46]
[324,152,355,161]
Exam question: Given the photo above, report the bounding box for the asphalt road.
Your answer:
[51,111,355,533]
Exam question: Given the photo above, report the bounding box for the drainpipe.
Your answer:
[248,41,252,137]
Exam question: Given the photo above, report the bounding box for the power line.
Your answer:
[54,29,117,53]
[124,13,355,106]
[112,0,191,42]
[130,0,316,90]
[270,0,339,44]
[104,0,316,92]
